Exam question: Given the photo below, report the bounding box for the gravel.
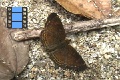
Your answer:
[0,0,120,80]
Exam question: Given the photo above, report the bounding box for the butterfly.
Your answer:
[40,13,87,71]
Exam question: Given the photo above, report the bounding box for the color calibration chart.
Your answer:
[7,7,27,29]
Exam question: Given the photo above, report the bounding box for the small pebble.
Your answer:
[104,53,112,59]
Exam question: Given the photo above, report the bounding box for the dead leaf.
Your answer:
[55,0,112,19]
[0,8,29,80]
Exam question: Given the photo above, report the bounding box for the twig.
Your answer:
[10,29,42,41]
[11,16,120,41]
[65,16,120,33]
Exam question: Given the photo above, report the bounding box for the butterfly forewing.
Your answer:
[40,13,66,50]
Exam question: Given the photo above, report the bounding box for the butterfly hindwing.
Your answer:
[49,44,87,71]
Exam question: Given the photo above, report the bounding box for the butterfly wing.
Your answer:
[40,13,66,50]
[49,44,87,71]
[40,13,87,71]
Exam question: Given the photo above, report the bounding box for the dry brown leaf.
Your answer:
[0,8,29,80]
[55,0,112,19]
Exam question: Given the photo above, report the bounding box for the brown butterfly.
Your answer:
[40,13,87,71]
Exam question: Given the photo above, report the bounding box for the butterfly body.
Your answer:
[40,13,87,71]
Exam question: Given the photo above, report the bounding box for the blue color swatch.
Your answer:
[12,22,22,28]
[12,13,22,21]
[12,7,22,12]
